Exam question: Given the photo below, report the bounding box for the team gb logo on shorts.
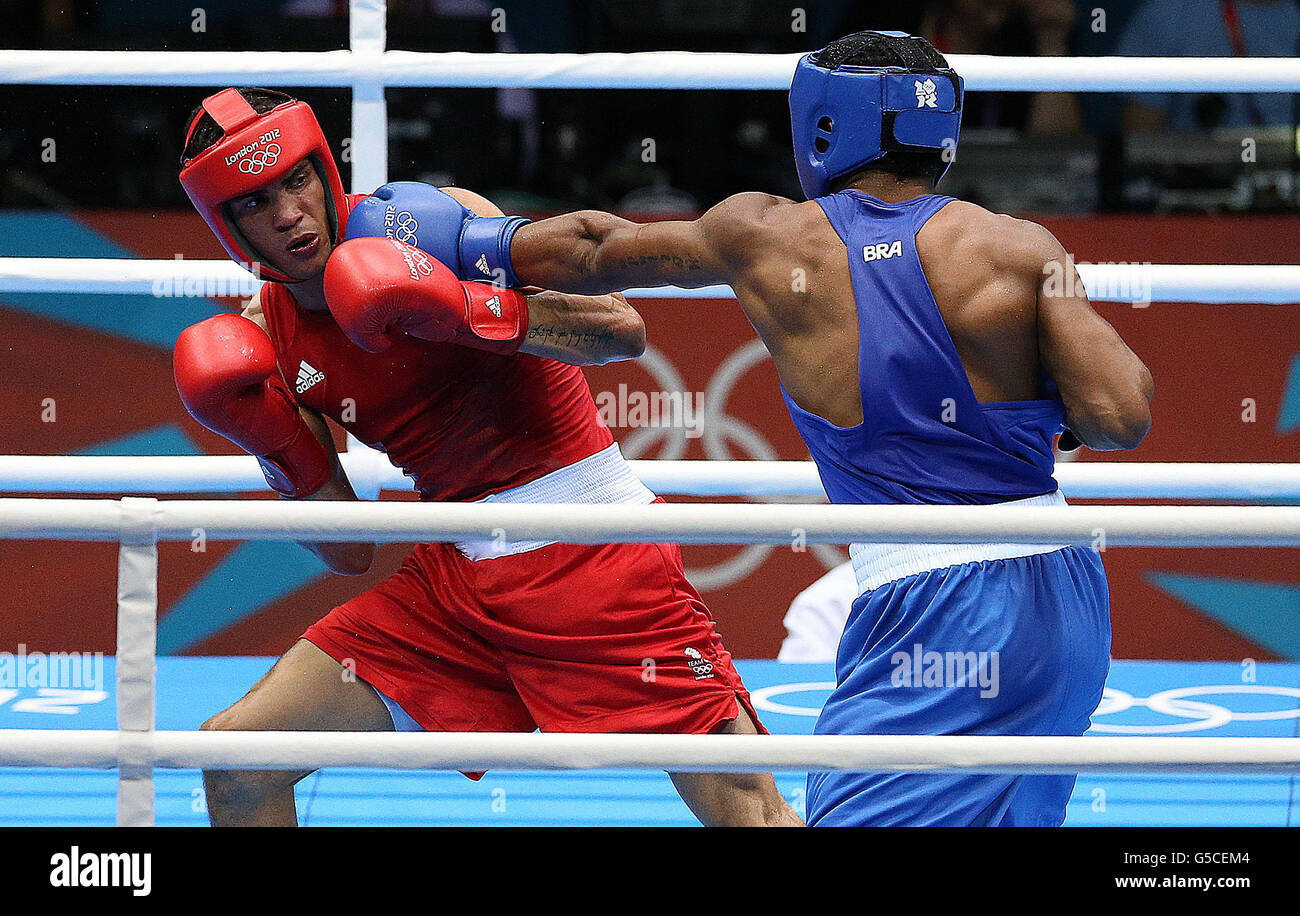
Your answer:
[684,647,715,680]
[914,77,938,109]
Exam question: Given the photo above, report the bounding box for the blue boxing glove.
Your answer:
[344,182,530,287]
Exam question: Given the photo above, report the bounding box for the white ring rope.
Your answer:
[1,50,1299,92]
[2,731,1298,775]
[2,259,1298,305]
[3,456,1300,501]
[6,0,1295,825]
[1,498,1299,546]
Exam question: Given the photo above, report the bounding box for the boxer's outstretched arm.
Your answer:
[443,187,646,365]
[509,192,786,295]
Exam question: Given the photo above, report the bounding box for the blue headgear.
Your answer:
[789,31,964,200]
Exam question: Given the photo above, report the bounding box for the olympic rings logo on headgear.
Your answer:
[237,143,282,175]
[392,211,420,244]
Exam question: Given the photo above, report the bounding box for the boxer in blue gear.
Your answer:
[483,29,1156,826]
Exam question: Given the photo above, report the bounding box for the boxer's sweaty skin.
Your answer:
[511,173,1153,451]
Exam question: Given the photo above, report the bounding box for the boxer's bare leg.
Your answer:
[669,698,805,826]
[201,639,394,826]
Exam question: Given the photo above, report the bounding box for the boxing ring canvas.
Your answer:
[1,659,1295,827]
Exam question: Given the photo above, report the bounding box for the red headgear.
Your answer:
[179,89,347,283]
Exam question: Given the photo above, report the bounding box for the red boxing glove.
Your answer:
[324,236,528,355]
[174,313,332,497]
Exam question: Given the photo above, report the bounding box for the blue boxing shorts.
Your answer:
[806,544,1111,827]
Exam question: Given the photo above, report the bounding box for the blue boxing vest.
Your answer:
[789,192,1111,827]
[783,191,1064,506]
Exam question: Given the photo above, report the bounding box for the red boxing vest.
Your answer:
[258,198,614,502]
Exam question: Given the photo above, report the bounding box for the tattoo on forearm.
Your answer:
[613,253,703,272]
[526,325,616,351]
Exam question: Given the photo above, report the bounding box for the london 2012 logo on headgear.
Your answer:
[914,78,938,109]
[238,143,282,175]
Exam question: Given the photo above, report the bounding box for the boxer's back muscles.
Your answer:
[512,190,1152,450]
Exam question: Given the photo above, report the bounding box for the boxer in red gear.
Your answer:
[175,88,802,827]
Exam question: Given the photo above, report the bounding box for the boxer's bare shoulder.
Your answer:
[698,192,831,265]
[698,193,852,336]
[440,186,503,218]
[241,287,268,333]
[921,200,1067,286]
[917,200,1066,351]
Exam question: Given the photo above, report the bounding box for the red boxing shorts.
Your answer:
[302,537,764,753]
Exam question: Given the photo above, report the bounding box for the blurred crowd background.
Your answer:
[0,0,1297,216]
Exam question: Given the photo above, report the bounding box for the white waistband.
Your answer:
[454,442,655,561]
[849,490,1071,595]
